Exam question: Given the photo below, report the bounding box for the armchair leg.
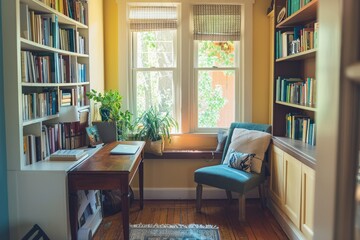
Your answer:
[196,184,203,213]
[238,194,246,221]
[258,184,266,209]
[226,190,232,204]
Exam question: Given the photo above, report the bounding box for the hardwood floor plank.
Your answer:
[92,199,288,240]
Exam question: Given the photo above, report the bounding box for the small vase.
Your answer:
[100,108,110,121]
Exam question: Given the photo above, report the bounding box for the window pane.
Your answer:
[197,41,235,68]
[198,70,235,128]
[135,71,174,116]
[135,31,175,68]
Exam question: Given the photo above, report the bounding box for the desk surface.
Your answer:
[71,141,145,173]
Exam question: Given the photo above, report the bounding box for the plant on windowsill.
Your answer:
[86,89,133,140]
[134,106,178,156]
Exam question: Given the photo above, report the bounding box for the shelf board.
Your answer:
[272,136,316,169]
[21,0,88,29]
[22,82,90,87]
[276,0,318,28]
[276,48,316,62]
[23,114,59,126]
[21,38,89,57]
[275,101,316,111]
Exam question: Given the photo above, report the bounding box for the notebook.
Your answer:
[110,144,139,155]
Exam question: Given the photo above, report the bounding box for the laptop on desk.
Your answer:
[110,144,140,155]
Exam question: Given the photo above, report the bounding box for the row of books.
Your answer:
[39,0,87,25]
[22,91,58,121]
[23,120,88,165]
[23,134,42,165]
[20,3,86,54]
[285,113,316,146]
[275,23,318,59]
[20,4,59,48]
[21,51,87,84]
[275,77,316,106]
[45,122,87,153]
[60,86,87,107]
[59,28,86,54]
[286,0,312,17]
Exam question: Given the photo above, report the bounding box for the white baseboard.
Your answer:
[131,187,259,200]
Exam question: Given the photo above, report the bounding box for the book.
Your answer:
[50,149,88,161]
[314,22,319,49]
[20,3,30,39]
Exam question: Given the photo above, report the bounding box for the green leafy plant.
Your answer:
[135,106,178,143]
[86,89,133,140]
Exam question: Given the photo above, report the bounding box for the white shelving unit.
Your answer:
[1,0,101,238]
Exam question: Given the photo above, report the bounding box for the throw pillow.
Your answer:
[228,150,255,172]
[223,128,272,173]
[216,129,228,152]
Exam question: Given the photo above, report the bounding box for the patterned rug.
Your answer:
[130,224,220,240]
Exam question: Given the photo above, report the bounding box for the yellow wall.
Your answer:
[103,0,271,190]
[104,0,119,91]
[252,0,271,124]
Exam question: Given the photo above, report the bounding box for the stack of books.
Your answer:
[49,149,88,161]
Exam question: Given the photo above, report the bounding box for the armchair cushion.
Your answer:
[223,128,271,173]
[194,165,265,193]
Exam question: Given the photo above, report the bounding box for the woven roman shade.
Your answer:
[193,5,241,41]
[129,5,178,31]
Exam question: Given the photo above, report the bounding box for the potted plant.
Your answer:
[135,106,178,155]
[86,89,133,140]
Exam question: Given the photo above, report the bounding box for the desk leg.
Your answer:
[69,189,78,240]
[121,177,130,240]
[139,160,144,210]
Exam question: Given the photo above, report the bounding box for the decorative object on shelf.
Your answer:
[86,89,133,140]
[277,7,286,23]
[134,106,178,156]
[85,125,103,147]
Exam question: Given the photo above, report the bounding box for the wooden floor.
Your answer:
[93,199,288,240]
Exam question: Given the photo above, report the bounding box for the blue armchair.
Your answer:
[194,122,272,221]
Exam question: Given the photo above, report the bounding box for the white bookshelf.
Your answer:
[1,0,101,239]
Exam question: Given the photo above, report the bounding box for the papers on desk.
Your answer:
[50,149,88,161]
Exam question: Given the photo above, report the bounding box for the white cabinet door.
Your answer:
[270,145,284,208]
[301,164,315,239]
[283,152,302,228]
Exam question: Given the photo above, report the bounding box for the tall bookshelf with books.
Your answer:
[2,0,101,238]
[268,0,317,239]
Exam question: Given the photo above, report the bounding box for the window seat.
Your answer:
[144,150,223,160]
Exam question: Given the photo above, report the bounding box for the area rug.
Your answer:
[130,224,220,240]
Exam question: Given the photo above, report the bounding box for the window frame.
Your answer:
[119,0,254,135]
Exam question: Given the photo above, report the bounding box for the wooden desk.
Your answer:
[68,141,145,240]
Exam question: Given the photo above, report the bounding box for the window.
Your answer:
[121,1,254,134]
[129,5,179,120]
[194,41,238,129]
[193,4,241,130]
